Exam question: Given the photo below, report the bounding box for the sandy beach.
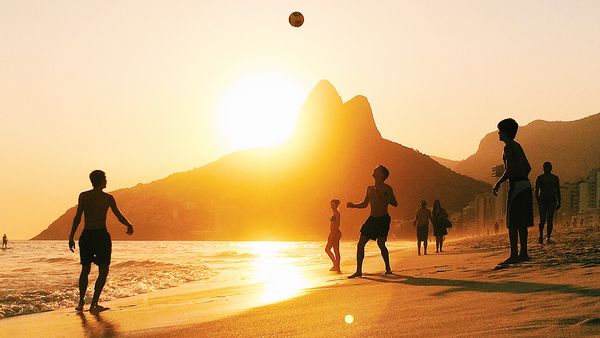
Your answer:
[3,226,598,337]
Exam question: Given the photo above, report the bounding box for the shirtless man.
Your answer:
[2,234,7,249]
[535,162,560,244]
[347,165,398,279]
[69,170,134,313]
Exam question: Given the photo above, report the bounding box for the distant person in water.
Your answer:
[535,162,561,244]
[325,199,342,273]
[2,234,7,248]
[494,221,500,235]
[69,170,134,313]
[432,200,449,253]
[493,118,533,265]
[413,200,433,255]
[347,165,398,279]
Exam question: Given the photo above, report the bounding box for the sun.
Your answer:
[217,72,307,150]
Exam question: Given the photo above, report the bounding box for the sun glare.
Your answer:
[246,242,311,304]
[217,72,307,150]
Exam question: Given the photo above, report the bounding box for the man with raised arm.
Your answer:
[347,165,398,279]
[69,170,134,313]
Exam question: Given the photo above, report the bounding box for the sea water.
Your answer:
[0,240,410,318]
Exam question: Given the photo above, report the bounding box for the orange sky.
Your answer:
[1,0,600,238]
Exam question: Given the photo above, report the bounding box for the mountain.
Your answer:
[432,113,600,183]
[33,80,489,241]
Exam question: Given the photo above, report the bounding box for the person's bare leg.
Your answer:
[440,237,444,252]
[518,227,529,260]
[348,236,369,278]
[325,242,336,270]
[90,265,109,312]
[377,238,392,273]
[417,240,421,255]
[435,237,440,253]
[333,242,341,272]
[77,264,91,311]
[423,239,428,255]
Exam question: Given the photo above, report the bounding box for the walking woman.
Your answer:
[432,200,448,253]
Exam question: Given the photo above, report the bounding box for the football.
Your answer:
[289,12,304,27]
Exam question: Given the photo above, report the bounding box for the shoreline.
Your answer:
[3,227,599,337]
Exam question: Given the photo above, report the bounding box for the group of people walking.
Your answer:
[68,117,562,312]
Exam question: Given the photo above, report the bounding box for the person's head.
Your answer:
[372,165,390,182]
[420,200,427,208]
[497,118,519,142]
[330,199,340,210]
[433,199,441,210]
[89,170,107,189]
[543,161,552,174]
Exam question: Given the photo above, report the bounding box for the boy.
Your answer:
[69,170,134,312]
[493,118,533,265]
[347,165,398,278]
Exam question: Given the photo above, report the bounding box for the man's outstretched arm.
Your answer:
[69,194,84,252]
[347,188,370,209]
[109,195,134,234]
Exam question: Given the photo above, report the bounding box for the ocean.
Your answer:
[0,240,411,318]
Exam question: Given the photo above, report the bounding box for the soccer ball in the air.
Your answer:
[289,12,304,27]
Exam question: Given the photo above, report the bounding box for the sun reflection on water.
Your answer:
[246,242,311,304]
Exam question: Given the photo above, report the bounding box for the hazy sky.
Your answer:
[2,0,599,238]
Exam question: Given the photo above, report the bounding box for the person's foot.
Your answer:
[424,252,428,255]
[499,256,520,265]
[436,250,439,253]
[89,304,109,313]
[75,301,84,312]
[418,252,421,256]
[546,238,554,244]
[385,269,393,275]
[518,254,531,262]
[440,249,444,252]
[347,272,362,279]
[538,236,543,244]
[329,266,337,271]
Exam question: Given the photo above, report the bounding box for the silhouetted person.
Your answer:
[325,199,342,273]
[535,162,561,244]
[493,118,533,265]
[2,234,7,249]
[347,165,398,278]
[494,221,499,235]
[432,200,448,253]
[413,200,432,255]
[69,170,134,313]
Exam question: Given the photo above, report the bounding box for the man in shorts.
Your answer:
[69,170,134,313]
[414,200,433,255]
[347,165,398,278]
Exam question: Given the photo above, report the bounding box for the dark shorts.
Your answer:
[360,214,391,241]
[79,229,112,266]
[417,225,428,241]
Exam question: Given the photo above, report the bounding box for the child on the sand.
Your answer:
[325,199,341,272]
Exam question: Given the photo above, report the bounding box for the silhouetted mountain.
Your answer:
[34,81,489,241]
[432,113,600,183]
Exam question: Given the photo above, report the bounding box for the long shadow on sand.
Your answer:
[361,274,600,298]
[77,311,119,337]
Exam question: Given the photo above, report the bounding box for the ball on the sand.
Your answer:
[289,12,304,27]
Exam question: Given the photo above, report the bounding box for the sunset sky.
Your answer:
[2,0,600,238]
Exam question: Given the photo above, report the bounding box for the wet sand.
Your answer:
[3,226,599,337]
